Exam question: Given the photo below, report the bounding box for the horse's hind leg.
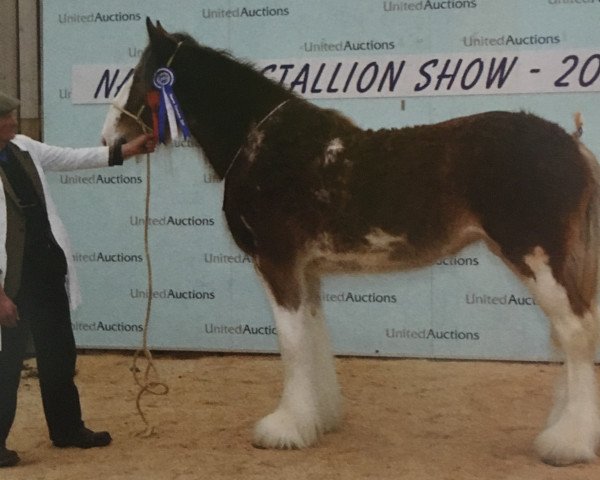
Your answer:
[521,247,600,465]
[252,260,341,449]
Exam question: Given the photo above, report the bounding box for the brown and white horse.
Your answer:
[102,19,600,465]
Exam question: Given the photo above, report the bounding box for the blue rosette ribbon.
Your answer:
[152,67,191,143]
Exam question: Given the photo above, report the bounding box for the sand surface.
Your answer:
[2,352,600,479]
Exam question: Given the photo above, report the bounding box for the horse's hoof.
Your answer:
[535,420,599,466]
[252,409,320,450]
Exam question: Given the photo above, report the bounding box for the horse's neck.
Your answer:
[193,97,289,178]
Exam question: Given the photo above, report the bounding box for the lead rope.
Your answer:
[130,148,169,437]
[111,106,169,437]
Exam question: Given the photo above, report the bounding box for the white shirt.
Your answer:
[3,134,110,310]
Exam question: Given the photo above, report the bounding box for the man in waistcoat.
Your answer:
[0,91,155,467]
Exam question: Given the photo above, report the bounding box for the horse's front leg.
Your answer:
[252,261,341,449]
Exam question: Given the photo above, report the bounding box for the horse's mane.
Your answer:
[166,31,249,69]
[167,31,293,99]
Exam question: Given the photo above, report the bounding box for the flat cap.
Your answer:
[0,91,20,115]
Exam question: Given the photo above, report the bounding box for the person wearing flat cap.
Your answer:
[0,91,155,467]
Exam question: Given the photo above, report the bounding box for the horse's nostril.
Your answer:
[101,137,107,146]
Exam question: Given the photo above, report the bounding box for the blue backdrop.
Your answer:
[41,0,600,360]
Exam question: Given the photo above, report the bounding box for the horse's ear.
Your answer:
[145,17,177,63]
[146,17,158,39]
[156,20,169,36]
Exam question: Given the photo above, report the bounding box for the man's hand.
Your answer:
[0,290,18,327]
[121,133,156,159]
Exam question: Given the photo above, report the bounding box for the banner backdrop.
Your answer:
[41,0,600,360]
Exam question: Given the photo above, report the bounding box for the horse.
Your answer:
[101,18,600,466]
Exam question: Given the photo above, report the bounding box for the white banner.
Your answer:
[72,49,600,104]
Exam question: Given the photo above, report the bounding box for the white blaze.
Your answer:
[100,76,133,146]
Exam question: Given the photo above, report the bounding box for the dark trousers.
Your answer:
[0,243,82,447]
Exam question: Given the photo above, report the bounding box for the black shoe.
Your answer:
[0,447,19,467]
[53,427,112,449]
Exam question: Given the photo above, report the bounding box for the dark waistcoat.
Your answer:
[0,143,61,298]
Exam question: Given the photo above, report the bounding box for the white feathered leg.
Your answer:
[304,272,342,433]
[253,271,341,449]
[525,249,600,465]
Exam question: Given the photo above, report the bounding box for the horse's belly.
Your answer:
[306,224,486,274]
[306,230,435,273]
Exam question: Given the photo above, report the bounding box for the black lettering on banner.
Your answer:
[290,64,310,93]
[555,55,578,87]
[344,62,359,93]
[310,64,325,93]
[436,58,463,90]
[460,58,484,90]
[94,68,134,100]
[485,56,518,89]
[580,54,600,87]
[379,61,405,92]
[414,59,437,91]
[327,63,342,93]
[357,62,379,93]
[414,56,517,92]
[555,54,600,88]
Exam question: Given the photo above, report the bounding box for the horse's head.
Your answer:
[101,18,194,147]
[102,17,294,177]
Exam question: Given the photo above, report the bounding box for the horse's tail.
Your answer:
[556,110,600,315]
[571,113,600,304]
[573,139,600,311]
[572,112,584,139]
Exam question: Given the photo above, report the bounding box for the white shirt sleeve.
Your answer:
[11,134,110,171]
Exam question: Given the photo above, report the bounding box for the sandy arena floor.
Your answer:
[2,352,600,480]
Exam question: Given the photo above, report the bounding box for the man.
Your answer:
[0,91,155,467]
